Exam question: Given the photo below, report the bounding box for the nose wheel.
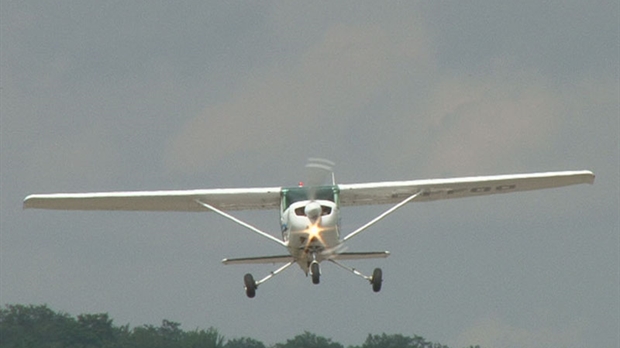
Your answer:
[311,262,320,284]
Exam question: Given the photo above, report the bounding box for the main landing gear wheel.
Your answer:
[371,268,382,292]
[311,262,320,284]
[244,273,257,298]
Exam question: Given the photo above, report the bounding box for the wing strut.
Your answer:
[194,200,287,247]
[343,190,423,242]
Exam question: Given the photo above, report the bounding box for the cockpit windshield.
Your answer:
[281,186,338,210]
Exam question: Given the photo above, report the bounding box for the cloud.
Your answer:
[162,21,432,174]
[423,69,561,174]
[162,14,597,181]
[22,122,123,189]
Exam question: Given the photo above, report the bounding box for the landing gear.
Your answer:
[310,262,320,284]
[371,268,382,292]
[241,261,295,298]
[328,259,384,293]
[244,273,256,298]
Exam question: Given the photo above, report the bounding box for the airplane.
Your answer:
[23,159,594,298]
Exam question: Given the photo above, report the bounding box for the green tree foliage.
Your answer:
[184,327,226,348]
[76,313,117,347]
[0,304,113,348]
[0,304,474,348]
[273,331,343,348]
[353,333,450,348]
[224,337,266,348]
[0,305,224,348]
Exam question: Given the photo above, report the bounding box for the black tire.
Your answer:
[244,273,256,298]
[311,262,320,284]
[371,268,382,292]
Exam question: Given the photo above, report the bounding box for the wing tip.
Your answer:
[586,171,595,184]
[23,195,37,209]
[575,170,595,184]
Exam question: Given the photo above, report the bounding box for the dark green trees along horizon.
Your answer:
[0,304,479,348]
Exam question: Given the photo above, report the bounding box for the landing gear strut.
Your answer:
[242,261,295,298]
[328,259,384,293]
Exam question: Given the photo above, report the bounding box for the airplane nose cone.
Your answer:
[305,202,322,223]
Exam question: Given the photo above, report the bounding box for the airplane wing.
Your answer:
[23,187,282,212]
[338,170,594,206]
[23,171,594,211]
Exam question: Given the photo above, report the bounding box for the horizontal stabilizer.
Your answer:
[222,255,294,265]
[331,251,390,260]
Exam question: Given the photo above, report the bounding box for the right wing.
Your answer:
[338,170,594,206]
[23,187,282,212]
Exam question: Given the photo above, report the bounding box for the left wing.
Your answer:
[23,187,282,212]
[338,170,594,206]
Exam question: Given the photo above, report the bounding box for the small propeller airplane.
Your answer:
[23,159,594,298]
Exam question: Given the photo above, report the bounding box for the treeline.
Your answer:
[0,304,479,348]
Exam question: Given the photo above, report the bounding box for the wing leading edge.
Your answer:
[338,170,594,206]
[23,187,282,212]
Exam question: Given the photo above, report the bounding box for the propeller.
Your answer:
[301,158,335,255]
[304,157,335,200]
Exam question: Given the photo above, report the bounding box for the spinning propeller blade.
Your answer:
[301,158,335,254]
[305,158,335,200]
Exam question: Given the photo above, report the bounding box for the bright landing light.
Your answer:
[304,224,326,252]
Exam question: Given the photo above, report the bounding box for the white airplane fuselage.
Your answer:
[281,199,340,274]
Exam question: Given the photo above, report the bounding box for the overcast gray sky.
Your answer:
[1,2,618,347]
